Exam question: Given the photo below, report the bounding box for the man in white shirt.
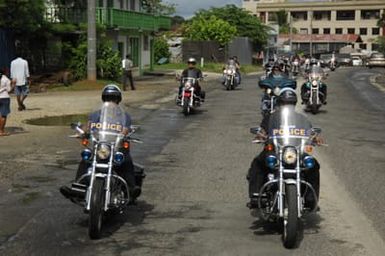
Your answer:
[10,55,30,111]
[122,54,135,91]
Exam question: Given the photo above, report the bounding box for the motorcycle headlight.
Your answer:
[265,154,278,169]
[312,80,318,87]
[303,155,315,169]
[227,70,232,75]
[114,152,125,164]
[97,144,111,160]
[185,82,192,89]
[283,147,297,165]
[273,87,281,96]
[81,149,92,161]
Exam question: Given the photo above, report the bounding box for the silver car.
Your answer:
[367,53,385,68]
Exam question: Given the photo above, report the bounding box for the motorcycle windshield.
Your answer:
[91,102,128,143]
[268,106,312,147]
[309,66,324,80]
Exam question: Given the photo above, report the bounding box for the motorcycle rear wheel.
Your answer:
[89,178,105,239]
[282,184,299,249]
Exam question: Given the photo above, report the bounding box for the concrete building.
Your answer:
[45,0,171,74]
[243,0,385,52]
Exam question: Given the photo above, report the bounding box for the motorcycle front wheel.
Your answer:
[183,99,190,116]
[282,184,299,248]
[89,178,105,239]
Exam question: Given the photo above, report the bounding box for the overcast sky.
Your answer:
[167,0,242,18]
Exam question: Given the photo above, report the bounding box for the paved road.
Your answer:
[0,68,384,255]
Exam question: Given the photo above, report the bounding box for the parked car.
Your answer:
[336,54,352,66]
[352,56,363,66]
[366,53,385,68]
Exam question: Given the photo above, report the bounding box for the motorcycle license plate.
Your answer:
[183,92,191,98]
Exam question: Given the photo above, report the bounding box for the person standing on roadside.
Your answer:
[0,68,14,136]
[10,54,30,111]
[122,54,135,91]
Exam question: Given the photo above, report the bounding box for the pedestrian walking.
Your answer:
[10,54,30,111]
[122,54,135,91]
[0,68,13,136]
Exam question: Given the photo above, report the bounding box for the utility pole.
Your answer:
[87,0,97,81]
[289,11,292,52]
[310,10,313,57]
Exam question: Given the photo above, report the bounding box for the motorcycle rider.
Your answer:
[247,89,321,209]
[223,57,240,85]
[178,57,205,101]
[60,84,141,203]
[300,61,328,104]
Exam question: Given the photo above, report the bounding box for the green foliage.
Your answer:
[184,16,237,46]
[96,40,121,80]
[377,10,385,28]
[63,36,121,81]
[376,36,385,54]
[191,5,268,46]
[279,24,297,34]
[0,0,48,34]
[141,0,175,15]
[276,9,288,27]
[154,37,171,62]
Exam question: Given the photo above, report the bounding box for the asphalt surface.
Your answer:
[0,67,384,255]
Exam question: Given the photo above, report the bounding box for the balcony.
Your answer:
[45,7,171,31]
[97,8,171,31]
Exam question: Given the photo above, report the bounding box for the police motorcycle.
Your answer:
[250,105,323,248]
[68,102,145,239]
[176,74,205,116]
[222,64,239,90]
[259,77,297,118]
[302,66,327,114]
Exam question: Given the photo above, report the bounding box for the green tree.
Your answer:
[192,5,268,46]
[276,9,288,27]
[0,0,47,34]
[141,0,175,15]
[154,37,171,63]
[377,10,385,36]
[184,15,237,46]
[375,36,385,54]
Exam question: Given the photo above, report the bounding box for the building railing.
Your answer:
[44,7,171,31]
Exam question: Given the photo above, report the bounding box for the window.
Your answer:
[347,28,355,34]
[336,10,355,21]
[372,43,379,51]
[300,28,308,34]
[130,0,136,11]
[359,44,367,50]
[268,12,277,22]
[313,11,331,21]
[372,27,380,35]
[335,28,343,34]
[98,0,104,7]
[323,28,330,34]
[291,11,307,21]
[312,28,319,34]
[360,28,367,35]
[361,10,380,20]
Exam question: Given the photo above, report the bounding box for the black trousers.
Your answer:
[247,151,320,200]
[122,70,135,90]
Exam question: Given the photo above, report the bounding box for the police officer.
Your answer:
[247,89,320,209]
[60,84,141,203]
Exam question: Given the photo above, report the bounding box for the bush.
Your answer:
[154,37,171,63]
[63,36,121,81]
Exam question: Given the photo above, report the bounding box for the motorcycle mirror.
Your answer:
[70,122,80,130]
[311,127,322,135]
[250,127,262,135]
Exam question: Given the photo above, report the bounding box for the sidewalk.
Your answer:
[4,72,223,132]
